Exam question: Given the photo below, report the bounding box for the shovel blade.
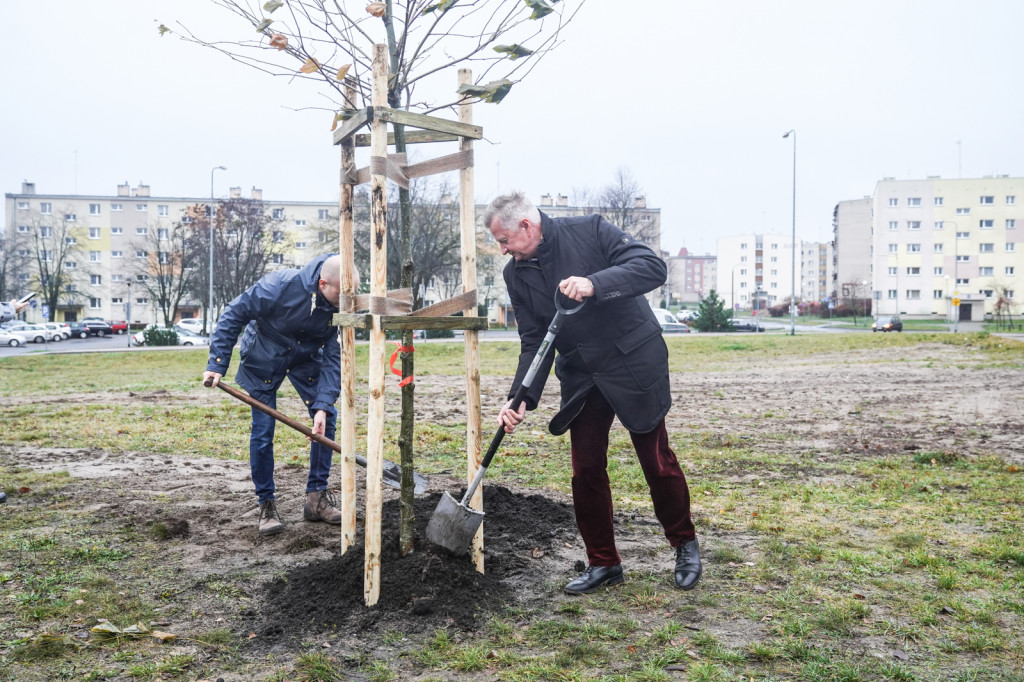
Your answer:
[425,491,485,555]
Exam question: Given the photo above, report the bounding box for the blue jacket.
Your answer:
[504,213,670,435]
[206,254,341,411]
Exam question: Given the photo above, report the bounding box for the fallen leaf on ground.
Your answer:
[152,631,177,642]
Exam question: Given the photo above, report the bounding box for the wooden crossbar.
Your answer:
[333,106,482,146]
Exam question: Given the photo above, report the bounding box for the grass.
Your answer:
[2,333,1024,680]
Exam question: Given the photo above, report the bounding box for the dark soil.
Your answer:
[247,487,578,644]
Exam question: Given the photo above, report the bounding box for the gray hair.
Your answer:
[483,191,540,232]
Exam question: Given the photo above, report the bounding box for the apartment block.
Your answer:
[871,176,1022,320]
[666,247,716,306]
[801,241,834,304]
[716,233,798,312]
[832,197,872,302]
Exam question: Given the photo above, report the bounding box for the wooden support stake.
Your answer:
[458,68,485,574]
[338,79,358,555]
[364,44,389,608]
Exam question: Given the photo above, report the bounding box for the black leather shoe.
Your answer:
[564,564,624,595]
[674,538,702,590]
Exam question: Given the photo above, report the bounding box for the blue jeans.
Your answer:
[249,388,337,503]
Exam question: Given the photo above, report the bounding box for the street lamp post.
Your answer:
[783,129,796,336]
[208,165,227,335]
[861,280,868,321]
[126,280,132,348]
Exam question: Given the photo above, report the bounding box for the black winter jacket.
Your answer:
[504,212,671,435]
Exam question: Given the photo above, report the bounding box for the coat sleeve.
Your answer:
[205,274,283,375]
[506,272,555,411]
[585,216,667,304]
[311,330,341,411]
[0,301,15,323]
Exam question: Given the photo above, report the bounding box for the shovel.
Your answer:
[425,291,587,554]
[205,379,427,494]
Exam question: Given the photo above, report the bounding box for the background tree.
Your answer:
[693,289,734,333]
[27,207,88,322]
[599,167,658,247]
[131,218,202,328]
[188,198,286,319]
[0,230,32,303]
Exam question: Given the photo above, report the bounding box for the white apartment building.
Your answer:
[832,197,873,303]
[801,241,834,304]
[716,233,798,312]
[871,176,1022,320]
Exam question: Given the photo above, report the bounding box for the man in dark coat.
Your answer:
[486,191,702,594]
[203,254,345,535]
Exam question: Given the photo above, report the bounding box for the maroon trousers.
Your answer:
[569,388,695,566]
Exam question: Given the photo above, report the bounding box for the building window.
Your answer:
[907,221,920,230]
[1008,243,1016,252]
[136,297,149,304]
[17,201,29,210]
[318,231,328,243]
[136,250,147,258]
[65,237,77,245]
[17,225,30,233]
[933,290,944,300]
[1007,195,1016,205]
[295,242,307,249]
[318,209,330,220]
[740,256,747,262]
[979,243,994,252]
[271,254,284,264]
[272,231,283,243]
[979,267,994,276]
[740,282,747,288]
[933,243,943,253]
[66,261,77,269]
[906,290,920,300]
[88,227,100,239]
[90,251,101,262]
[887,289,897,299]
[933,267,943,275]
[889,198,898,207]
[907,197,921,206]
[111,227,123,235]
[90,275,102,285]
[135,274,148,282]
[1007,290,1016,298]
[182,216,193,224]
[90,298,102,309]
[771,243,778,249]
[907,243,921,253]
[112,203,123,211]
[934,197,944,206]
[979,219,994,229]
[956,278,970,286]
[1007,219,1016,229]
[158,228,169,240]
[112,274,123,283]
[1007,267,1016,275]
[39,226,53,237]
[111,297,123,304]
[740,243,747,250]
[956,255,970,262]
[956,231,970,239]
[887,266,897,276]
[272,208,284,219]
[136,227,147,235]
[65,213,77,221]
[111,250,123,258]
[888,221,898,231]
[158,252,170,265]
[136,204,147,212]
[934,221,944,230]
[888,243,898,253]
[906,267,920,276]
[980,289,994,298]
[956,208,970,215]
[40,202,52,214]
[771,256,778,262]
[294,220,306,228]
[979,195,994,205]
[158,205,169,216]
[89,203,101,215]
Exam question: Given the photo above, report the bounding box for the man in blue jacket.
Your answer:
[486,191,702,594]
[1,296,31,504]
[203,254,344,535]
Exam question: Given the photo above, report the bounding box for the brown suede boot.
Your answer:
[258,499,284,535]
[304,489,342,525]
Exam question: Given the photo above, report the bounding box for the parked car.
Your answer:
[41,322,72,339]
[0,328,27,346]
[175,318,213,335]
[651,308,691,333]
[68,320,114,338]
[730,319,765,332]
[106,320,128,334]
[676,309,699,322]
[19,324,63,343]
[174,327,210,346]
[872,315,903,333]
[1,319,28,330]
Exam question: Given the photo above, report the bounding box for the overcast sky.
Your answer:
[4,1,1022,256]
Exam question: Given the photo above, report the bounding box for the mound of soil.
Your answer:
[248,487,578,642]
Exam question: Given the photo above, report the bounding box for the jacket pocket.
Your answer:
[240,326,290,385]
[614,319,667,391]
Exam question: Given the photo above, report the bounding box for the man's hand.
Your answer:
[9,299,29,314]
[558,276,594,302]
[497,399,527,434]
[311,410,328,437]
[202,371,222,388]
